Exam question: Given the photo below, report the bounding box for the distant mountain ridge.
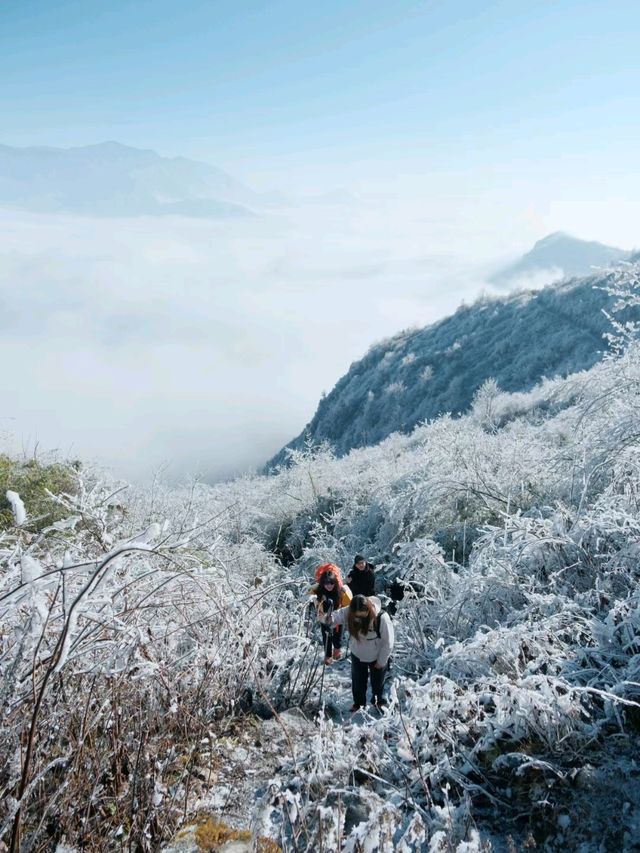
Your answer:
[0,141,262,217]
[267,262,638,469]
[491,231,629,286]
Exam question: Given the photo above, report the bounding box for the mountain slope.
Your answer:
[491,231,629,285]
[0,141,258,217]
[268,267,635,468]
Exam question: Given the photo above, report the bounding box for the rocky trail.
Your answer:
[161,649,382,852]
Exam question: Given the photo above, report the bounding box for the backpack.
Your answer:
[367,596,383,637]
[373,612,382,639]
[315,562,344,586]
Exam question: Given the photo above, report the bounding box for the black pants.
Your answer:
[321,624,343,657]
[351,653,387,706]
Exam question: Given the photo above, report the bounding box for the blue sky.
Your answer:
[2,0,639,199]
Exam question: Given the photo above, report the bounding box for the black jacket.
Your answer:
[346,562,376,597]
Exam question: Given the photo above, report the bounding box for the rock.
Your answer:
[162,709,317,852]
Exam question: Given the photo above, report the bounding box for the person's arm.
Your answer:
[314,590,332,621]
[375,613,395,667]
[329,605,349,627]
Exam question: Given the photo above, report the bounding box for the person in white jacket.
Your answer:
[329,593,394,712]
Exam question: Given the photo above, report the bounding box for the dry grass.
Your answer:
[194,816,251,851]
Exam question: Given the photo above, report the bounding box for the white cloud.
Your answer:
[0,204,508,481]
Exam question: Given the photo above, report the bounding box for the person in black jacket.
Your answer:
[346,554,376,597]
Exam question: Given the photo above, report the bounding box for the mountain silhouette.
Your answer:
[491,231,629,286]
[0,141,260,217]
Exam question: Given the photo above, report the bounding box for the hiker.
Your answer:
[311,564,352,665]
[326,594,394,712]
[345,554,376,597]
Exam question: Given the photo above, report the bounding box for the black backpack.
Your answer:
[373,612,382,639]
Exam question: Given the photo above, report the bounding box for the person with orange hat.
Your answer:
[311,564,352,664]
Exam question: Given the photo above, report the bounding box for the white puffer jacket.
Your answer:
[331,596,394,666]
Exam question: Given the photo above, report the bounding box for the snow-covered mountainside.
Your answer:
[1,263,640,851]
[491,231,629,286]
[268,266,637,470]
[0,141,261,217]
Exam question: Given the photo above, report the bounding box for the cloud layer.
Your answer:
[0,202,516,481]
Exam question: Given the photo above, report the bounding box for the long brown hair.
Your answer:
[347,594,376,639]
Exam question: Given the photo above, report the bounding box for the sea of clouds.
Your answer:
[0,200,526,481]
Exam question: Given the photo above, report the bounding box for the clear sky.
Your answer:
[2,0,639,203]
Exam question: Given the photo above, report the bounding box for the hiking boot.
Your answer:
[372,698,387,712]
[332,649,342,660]
[349,704,362,713]
[324,657,333,666]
